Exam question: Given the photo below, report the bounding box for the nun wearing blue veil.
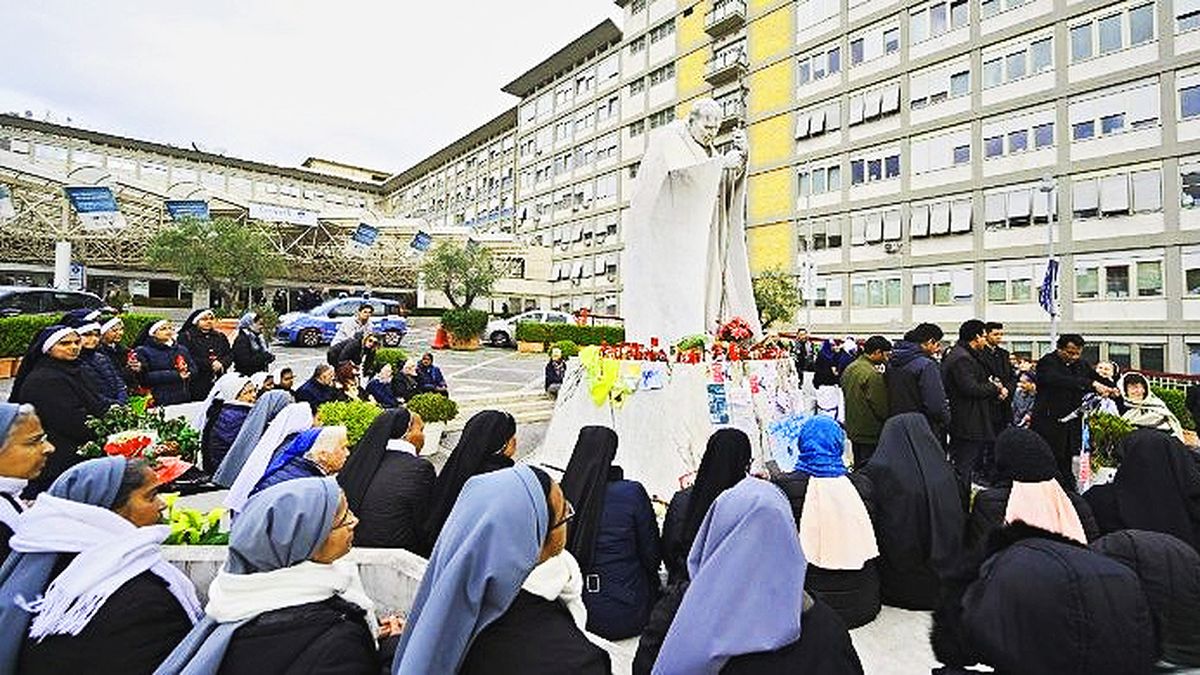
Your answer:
[393,465,610,675]
[155,477,380,675]
[634,477,862,675]
[0,456,201,675]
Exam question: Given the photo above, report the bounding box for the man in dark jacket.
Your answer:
[978,322,1013,483]
[1030,333,1118,490]
[942,320,1005,491]
[294,364,347,414]
[841,335,891,467]
[790,327,816,377]
[326,332,379,378]
[885,323,950,441]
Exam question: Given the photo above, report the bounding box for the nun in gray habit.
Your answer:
[155,476,380,675]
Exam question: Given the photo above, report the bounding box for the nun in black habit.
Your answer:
[859,413,965,610]
[177,308,233,401]
[560,425,661,640]
[8,326,106,496]
[660,428,752,586]
[423,410,516,549]
[337,407,435,555]
[1083,429,1200,551]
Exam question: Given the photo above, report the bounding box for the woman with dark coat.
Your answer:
[1083,429,1200,551]
[98,315,141,394]
[231,311,275,376]
[773,416,881,628]
[211,389,293,488]
[423,410,516,549]
[133,319,197,406]
[661,428,751,586]
[198,374,256,475]
[0,403,55,561]
[967,427,1099,551]
[9,326,106,496]
[931,522,1156,675]
[326,332,379,378]
[250,426,349,495]
[337,408,435,555]
[294,364,347,414]
[1092,529,1200,668]
[177,308,233,401]
[813,339,853,387]
[60,309,127,407]
[392,466,610,674]
[860,413,965,610]
[561,425,661,640]
[156,477,385,675]
[0,457,202,675]
[634,478,862,675]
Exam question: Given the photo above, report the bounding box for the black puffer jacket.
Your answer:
[884,340,949,435]
[218,597,381,675]
[932,522,1157,675]
[1092,529,1200,668]
[134,339,196,405]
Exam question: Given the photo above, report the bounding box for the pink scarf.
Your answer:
[1005,480,1087,544]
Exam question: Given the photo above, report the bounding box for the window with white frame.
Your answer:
[910,0,970,43]
[554,119,572,143]
[629,37,646,55]
[797,0,839,27]
[912,268,974,305]
[595,132,619,162]
[553,153,572,177]
[798,160,843,196]
[648,62,675,87]
[850,208,903,244]
[574,141,596,170]
[575,68,596,97]
[984,182,1055,228]
[628,119,645,137]
[1070,2,1156,63]
[575,109,595,135]
[595,172,618,202]
[649,18,676,44]
[911,194,973,236]
[1179,71,1200,120]
[798,217,844,250]
[986,263,1035,302]
[1177,0,1200,31]
[849,147,901,185]
[1069,78,1160,142]
[812,276,844,307]
[1182,246,1200,294]
[910,59,971,109]
[847,80,902,125]
[596,95,620,124]
[980,0,1032,19]
[982,34,1053,88]
[797,42,842,85]
[597,54,620,83]
[851,274,904,306]
[849,21,901,67]
[912,126,971,174]
[1181,160,1200,207]
[1075,253,1163,299]
[648,108,675,129]
[629,78,645,95]
[796,100,842,139]
[1071,168,1162,218]
[982,107,1055,159]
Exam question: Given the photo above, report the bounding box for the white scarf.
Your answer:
[224,403,314,513]
[521,550,587,631]
[10,494,202,639]
[205,559,378,638]
[385,438,418,455]
[0,476,27,531]
[799,476,879,570]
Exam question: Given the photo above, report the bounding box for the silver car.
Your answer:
[485,309,573,347]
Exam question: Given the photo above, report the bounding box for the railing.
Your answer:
[705,0,747,33]
[705,50,749,80]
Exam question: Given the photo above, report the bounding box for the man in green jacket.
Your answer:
[841,335,892,467]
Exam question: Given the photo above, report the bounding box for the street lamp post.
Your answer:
[803,155,814,331]
[1039,174,1058,345]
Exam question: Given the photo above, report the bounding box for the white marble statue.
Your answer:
[620,98,762,344]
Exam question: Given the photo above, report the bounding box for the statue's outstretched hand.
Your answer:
[721,129,748,170]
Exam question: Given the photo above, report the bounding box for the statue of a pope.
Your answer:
[620,98,762,344]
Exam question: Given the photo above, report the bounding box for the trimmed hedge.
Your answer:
[406,392,459,423]
[316,400,383,446]
[440,308,489,340]
[1150,385,1196,431]
[550,340,579,358]
[0,311,165,357]
[374,348,410,372]
[514,322,625,346]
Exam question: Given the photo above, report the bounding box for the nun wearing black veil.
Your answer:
[560,425,661,640]
[422,410,516,549]
[860,413,964,610]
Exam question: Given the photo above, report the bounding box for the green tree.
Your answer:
[146,216,284,304]
[752,268,801,329]
[419,239,498,309]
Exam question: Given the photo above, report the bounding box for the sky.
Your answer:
[0,1,619,174]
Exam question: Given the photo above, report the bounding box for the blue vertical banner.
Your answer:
[64,186,127,229]
[165,200,210,221]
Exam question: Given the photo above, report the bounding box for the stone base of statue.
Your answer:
[527,357,809,500]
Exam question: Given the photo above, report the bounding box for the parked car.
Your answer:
[0,286,106,318]
[485,309,573,347]
[275,297,408,347]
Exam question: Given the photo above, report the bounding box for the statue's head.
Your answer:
[687,98,722,148]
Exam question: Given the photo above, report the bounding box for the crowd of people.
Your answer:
[0,312,1197,673]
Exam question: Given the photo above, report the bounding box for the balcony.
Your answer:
[705,0,747,37]
[718,97,745,130]
[704,50,748,86]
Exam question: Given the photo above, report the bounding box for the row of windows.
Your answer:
[1069,3,1155,63]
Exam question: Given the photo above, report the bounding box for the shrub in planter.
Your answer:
[550,340,579,358]
[440,308,489,341]
[0,314,59,357]
[407,392,459,423]
[375,348,410,372]
[161,494,228,545]
[1150,385,1195,431]
[515,321,550,344]
[513,322,624,347]
[316,400,383,446]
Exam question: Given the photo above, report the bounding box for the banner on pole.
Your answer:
[410,231,432,252]
[347,223,380,257]
[165,200,210,221]
[248,202,318,227]
[0,185,14,220]
[1039,259,1059,316]
[64,186,127,230]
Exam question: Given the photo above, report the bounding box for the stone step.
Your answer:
[444,406,554,432]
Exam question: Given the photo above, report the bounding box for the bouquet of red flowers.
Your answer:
[717,317,755,346]
[100,430,192,484]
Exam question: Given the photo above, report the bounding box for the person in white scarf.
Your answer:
[224,402,314,513]
[1118,372,1186,442]
[0,456,201,674]
[0,403,55,561]
[155,477,382,675]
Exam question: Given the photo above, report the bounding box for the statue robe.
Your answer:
[620,120,761,344]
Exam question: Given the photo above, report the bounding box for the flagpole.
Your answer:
[1040,174,1058,345]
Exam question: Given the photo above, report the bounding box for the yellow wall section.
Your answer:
[677,0,708,52]
[747,222,794,274]
[675,49,709,100]
[747,113,793,168]
[748,4,794,64]
[747,59,793,116]
[748,167,793,222]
